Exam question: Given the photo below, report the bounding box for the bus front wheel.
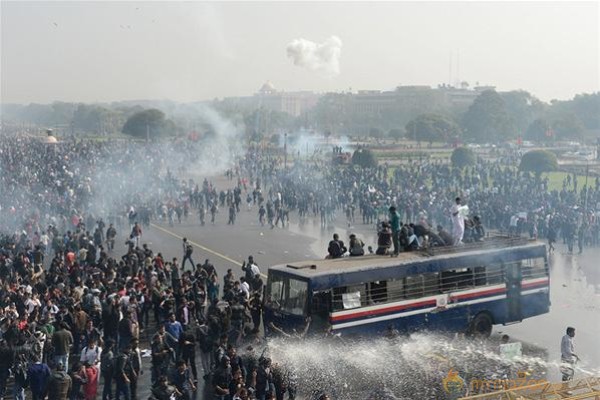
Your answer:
[468,312,493,338]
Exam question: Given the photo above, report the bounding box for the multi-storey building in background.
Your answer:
[224,81,494,119]
[224,81,320,117]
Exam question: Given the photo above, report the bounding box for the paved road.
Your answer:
[126,203,332,399]
[123,192,600,397]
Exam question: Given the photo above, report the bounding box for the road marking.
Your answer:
[150,223,268,278]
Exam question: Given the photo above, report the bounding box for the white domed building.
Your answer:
[258,81,278,95]
[44,129,59,144]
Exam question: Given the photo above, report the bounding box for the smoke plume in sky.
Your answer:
[286,36,343,76]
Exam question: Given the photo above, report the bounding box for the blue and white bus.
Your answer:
[264,237,549,337]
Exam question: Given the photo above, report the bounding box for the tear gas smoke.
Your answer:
[184,104,244,177]
[286,36,343,76]
[279,130,353,160]
[0,104,243,235]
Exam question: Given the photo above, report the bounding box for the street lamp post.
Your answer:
[284,132,288,169]
[584,160,589,212]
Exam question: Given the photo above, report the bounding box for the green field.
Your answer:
[543,171,595,192]
[375,150,452,160]
[383,167,595,192]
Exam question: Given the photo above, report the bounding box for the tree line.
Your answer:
[1,90,598,143]
[311,90,598,144]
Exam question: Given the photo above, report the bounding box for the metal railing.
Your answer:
[458,376,600,400]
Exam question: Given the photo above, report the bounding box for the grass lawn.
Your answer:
[383,166,595,193]
[375,150,452,160]
[543,171,595,192]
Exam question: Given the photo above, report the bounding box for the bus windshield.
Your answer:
[267,274,308,316]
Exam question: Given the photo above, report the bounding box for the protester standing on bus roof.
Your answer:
[389,206,401,256]
[450,197,465,245]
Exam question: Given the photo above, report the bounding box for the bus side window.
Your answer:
[474,266,486,286]
[423,273,440,296]
[505,261,523,281]
[441,268,474,292]
[333,285,366,311]
[311,291,332,331]
[486,264,504,285]
[311,291,331,314]
[332,287,345,311]
[521,258,546,279]
[386,278,404,303]
[405,275,424,299]
[368,281,387,304]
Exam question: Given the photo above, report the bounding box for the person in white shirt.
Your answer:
[247,256,260,276]
[241,256,261,280]
[239,277,250,300]
[40,233,50,252]
[80,338,102,367]
[42,299,58,320]
[560,326,579,382]
[509,215,519,236]
[25,294,41,314]
[450,197,465,245]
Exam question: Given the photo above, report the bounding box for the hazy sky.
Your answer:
[1,1,598,104]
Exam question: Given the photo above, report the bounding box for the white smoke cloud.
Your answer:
[286,36,342,76]
[170,103,243,177]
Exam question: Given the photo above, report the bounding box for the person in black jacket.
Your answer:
[179,330,197,382]
[181,238,195,272]
[101,339,115,400]
[47,363,72,400]
[0,339,14,399]
[129,339,142,400]
[212,356,232,400]
[195,321,212,381]
[151,376,180,400]
[114,347,133,400]
[327,234,346,259]
[102,296,120,343]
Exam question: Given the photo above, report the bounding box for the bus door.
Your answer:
[504,262,522,322]
[310,290,332,332]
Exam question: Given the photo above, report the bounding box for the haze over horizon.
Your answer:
[1,1,598,105]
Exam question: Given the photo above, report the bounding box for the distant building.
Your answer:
[350,84,496,116]
[221,82,497,126]
[224,82,320,117]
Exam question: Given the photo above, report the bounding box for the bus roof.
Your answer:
[268,237,546,280]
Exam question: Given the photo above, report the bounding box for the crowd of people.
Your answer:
[0,134,597,399]
[0,136,336,400]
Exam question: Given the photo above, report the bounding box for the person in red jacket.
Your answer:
[83,362,99,400]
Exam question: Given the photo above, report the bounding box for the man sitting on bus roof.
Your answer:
[376,222,392,255]
[437,225,454,246]
[327,233,347,259]
[348,234,365,256]
[473,215,485,241]
[400,224,419,251]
